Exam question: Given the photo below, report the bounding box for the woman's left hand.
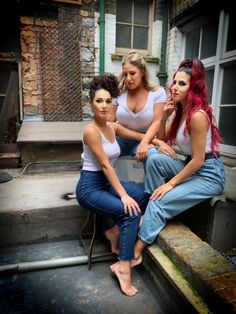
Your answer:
[155,141,176,159]
[121,194,141,216]
[150,182,174,200]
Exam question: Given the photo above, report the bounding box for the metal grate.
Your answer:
[40,6,83,121]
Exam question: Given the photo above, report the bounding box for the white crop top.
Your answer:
[82,124,121,171]
[176,110,212,155]
[114,88,166,132]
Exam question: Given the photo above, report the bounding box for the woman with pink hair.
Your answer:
[132,58,226,267]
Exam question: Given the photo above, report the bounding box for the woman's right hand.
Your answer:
[121,194,141,217]
[163,96,176,120]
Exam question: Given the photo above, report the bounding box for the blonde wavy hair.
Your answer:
[118,50,158,92]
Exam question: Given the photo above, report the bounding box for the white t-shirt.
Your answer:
[82,124,121,171]
[114,88,166,133]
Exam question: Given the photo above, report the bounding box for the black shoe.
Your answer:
[63,192,76,200]
[0,171,13,183]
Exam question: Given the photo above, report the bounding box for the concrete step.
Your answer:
[0,157,143,247]
[0,169,87,246]
[1,164,235,312]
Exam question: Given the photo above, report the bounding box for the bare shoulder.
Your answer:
[190,111,209,130]
[153,84,165,91]
[83,124,100,138]
[109,121,119,133]
[152,84,160,91]
[191,110,208,121]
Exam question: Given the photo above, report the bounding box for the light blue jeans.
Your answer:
[116,136,158,170]
[138,152,226,244]
[76,170,149,260]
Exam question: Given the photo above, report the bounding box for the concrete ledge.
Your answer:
[0,205,87,246]
[0,171,88,246]
[17,121,88,143]
[150,221,236,313]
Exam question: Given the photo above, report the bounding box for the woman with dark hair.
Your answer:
[132,58,226,267]
[76,73,165,296]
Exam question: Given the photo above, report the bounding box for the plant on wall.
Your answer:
[0,115,21,144]
[5,115,22,144]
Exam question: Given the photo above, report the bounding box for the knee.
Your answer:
[147,147,158,157]
[127,212,142,224]
[146,153,161,168]
[147,152,169,167]
[146,153,157,165]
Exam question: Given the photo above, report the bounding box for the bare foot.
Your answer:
[110,261,119,272]
[110,262,138,297]
[105,226,119,255]
[131,254,143,268]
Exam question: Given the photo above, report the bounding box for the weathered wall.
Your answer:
[20,4,96,120]
[172,0,199,17]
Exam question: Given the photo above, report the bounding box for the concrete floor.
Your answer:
[0,143,209,313]
[0,239,197,314]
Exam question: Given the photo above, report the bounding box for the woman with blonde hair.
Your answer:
[109,50,173,162]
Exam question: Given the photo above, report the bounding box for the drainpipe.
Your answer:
[158,0,169,88]
[99,0,105,74]
[0,254,115,274]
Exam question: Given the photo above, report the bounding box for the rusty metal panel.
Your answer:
[40,6,83,121]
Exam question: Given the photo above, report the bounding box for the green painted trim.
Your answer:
[159,0,169,87]
[99,0,105,74]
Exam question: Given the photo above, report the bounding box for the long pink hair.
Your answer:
[168,58,221,155]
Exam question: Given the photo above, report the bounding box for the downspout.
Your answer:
[99,0,105,74]
[0,254,115,274]
[158,0,169,88]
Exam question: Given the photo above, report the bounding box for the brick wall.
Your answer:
[20,17,47,117]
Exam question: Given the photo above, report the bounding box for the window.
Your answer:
[184,9,236,155]
[219,62,236,147]
[116,0,152,54]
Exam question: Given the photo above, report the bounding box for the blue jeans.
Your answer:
[76,170,149,260]
[116,136,158,170]
[138,152,226,244]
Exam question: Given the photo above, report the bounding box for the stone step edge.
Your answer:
[146,244,210,313]
[0,205,88,247]
[156,221,236,313]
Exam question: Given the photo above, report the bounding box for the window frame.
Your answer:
[115,0,154,56]
[182,9,236,155]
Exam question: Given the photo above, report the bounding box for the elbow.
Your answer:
[101,163,113,173]
[198,160,205,168]
[192,158,205,169]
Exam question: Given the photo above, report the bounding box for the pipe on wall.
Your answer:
[99,0,105,74]
[158,0,169,88]
[0,254,115,274]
